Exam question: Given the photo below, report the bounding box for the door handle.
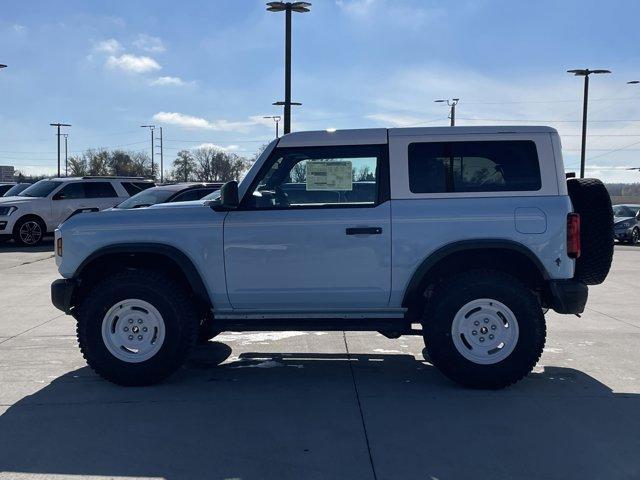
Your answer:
[346,227,383,235]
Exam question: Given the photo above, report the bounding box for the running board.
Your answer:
[215,317,420,335]
[214,308,407,320]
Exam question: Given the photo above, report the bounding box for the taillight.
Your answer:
[567,213,581,259]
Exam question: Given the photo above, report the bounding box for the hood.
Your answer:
[0,196,40,205]
[147,199,209,209]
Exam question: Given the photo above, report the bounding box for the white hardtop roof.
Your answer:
[277,126,558,147]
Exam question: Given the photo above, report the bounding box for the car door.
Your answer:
[223,144,391,310]
[50,182,89,225]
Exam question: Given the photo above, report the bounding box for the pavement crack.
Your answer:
[0,314,65,346]
[342,331,379,480]
[585,306,640,330]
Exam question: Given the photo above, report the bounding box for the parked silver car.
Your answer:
[613,204,640,245]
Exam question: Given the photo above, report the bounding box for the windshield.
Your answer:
[116,188,176,209]
[613,205,638,218]
[18,180,61,198]
[3,184,30,197]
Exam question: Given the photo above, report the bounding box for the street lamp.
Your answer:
[266,2,311,135]
[435,98,460,126]
[49,123,71,178]
[567,68,611,178]
[263,115,282,138]
[140,125,156,179]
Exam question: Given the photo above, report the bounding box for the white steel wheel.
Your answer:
[101,299,166,363]
[451,298,519,365]
[19,220,43,245]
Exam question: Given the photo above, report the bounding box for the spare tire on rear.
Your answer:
[567,178,613,285]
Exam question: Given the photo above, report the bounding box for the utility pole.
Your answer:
[434,98,460,126]
[267,2,311,134]
[62,133,68,176]
[49,123,71,178]
[140,125,156,179]
[158,127,164,183]
[567,69,611,178]
[263,115,282,138]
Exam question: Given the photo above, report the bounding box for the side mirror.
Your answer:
[636,211,640,220]
[220,181,239,209]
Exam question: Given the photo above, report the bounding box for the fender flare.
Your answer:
[74,243,212,307]
[401,239,550,309]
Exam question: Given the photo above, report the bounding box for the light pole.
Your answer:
[263,115,282,138]
[49,123,71,178]
[266,2,311,135]
[62,133,68,176]
[140,125,156,179]
[567,69,611,178]
[435,98,460,126]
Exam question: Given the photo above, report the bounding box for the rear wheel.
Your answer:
[423,270,546,389]
[631,228,639,245]
[76,269,199,386]
[13,216,45,247]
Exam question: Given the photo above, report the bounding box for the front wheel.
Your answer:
[13,216,45,246]
[76,269,199,386]
[423,270,546,389]
[631,228,639,245]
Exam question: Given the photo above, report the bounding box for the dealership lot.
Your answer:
[0,242,638,480]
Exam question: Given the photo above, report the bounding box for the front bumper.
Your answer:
[614,228,633,241]
[51,278,77,314]
[548,280,588,314]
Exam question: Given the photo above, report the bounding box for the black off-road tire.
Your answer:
[423,270,546,389]
[13,216,46,247]
[76,269,199,386]
[567,178,613,285]
[197,314,220,344]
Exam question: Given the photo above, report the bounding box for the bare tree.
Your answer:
[192,146,249,182]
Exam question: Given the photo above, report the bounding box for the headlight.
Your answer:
[618,222,630,229]
[0,206,17,216]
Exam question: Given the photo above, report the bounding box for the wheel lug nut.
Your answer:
[484,318,489,324]
[138,319,143,324]
[138,335,143,340]
[491,325,497,330]
[472,330,477,335]
[143,327,148,332]
[489,334,495,340]
[123,327,129,332]
[479,337,485,342]
[128,335,134,340]
[474,321,480,326]
[128,319,133,324]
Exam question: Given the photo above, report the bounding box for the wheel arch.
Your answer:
[73,243,212,312]
[13,213,47,233]
[401,239,550,320]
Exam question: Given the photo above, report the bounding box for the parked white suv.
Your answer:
[0,177,154,246]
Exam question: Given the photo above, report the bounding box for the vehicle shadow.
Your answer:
[0,342,638,480]
[0,237,54,253]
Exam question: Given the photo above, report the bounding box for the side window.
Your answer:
[122,182,153,196]
[170,189,201,202]
[408,140,541,193]
[84,182,118,198]
[53,182,85,200]
[244,145,385,209]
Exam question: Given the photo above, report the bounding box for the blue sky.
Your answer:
[1,0,640,182]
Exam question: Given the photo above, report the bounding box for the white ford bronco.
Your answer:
[51,126,613,388]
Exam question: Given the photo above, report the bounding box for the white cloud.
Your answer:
[94,39,122,54]
[133,34,166,53]
[150,76,186,86]
[193,143,240,152]
[335,0,375,15]
[106,54,161,73]
[152,112,257,133]
[13,24,27,34]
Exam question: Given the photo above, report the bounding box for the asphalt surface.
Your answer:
[0,240,638,480]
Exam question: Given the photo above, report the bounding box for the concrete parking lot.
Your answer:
[0,241,638,480]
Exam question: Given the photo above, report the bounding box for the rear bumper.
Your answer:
[548,279,588,314]
[51,278,77,314]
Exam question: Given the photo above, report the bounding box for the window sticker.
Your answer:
[306,161,353,191]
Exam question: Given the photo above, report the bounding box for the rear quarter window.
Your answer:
[408,140,541,193]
